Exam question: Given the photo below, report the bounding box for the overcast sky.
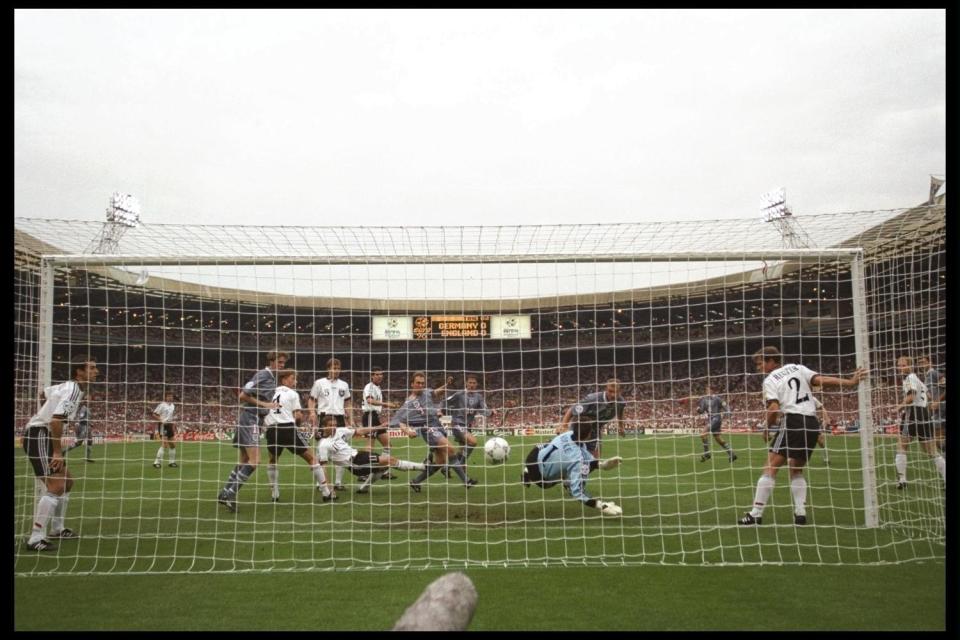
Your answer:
[15,9,945,229]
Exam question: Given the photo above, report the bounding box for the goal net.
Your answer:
[13,203,945,575]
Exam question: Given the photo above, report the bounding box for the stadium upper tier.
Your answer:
[14,202,943,311]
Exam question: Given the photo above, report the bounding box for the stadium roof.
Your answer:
[13,200,944,311]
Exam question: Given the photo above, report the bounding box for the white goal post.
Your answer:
[36,248,879,525]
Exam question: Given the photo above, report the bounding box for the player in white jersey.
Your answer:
[263,370,335,502]
[308,358,353,490]
[314,415,425,494]
[360,366,400,480]
[893,356,945,489]
[22,357,99,551]
[740,347,866,526]
[151,391,178,468]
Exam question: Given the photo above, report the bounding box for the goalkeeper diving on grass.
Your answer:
[522,417,624,516]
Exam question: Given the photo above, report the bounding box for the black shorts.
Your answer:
[349,451,384,476]
[158,423,175,439]
[23,425,56,478]
[265,424,311,456]
[704,416,722,434]
[900,406,934,441]
[769,413,821,464]
[362,411,387,436]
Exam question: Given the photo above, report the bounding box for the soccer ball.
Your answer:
[484,437,510,465]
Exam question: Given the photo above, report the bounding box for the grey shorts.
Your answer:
[704,416,722,434]
[232,424,261,449]
[421,427,448,448]
[448,424,471,443]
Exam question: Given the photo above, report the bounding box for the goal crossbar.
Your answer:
[41,248,863,267]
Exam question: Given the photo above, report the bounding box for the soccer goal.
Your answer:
[13,204,945,575]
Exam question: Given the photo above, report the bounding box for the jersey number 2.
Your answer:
[787,377,810,405]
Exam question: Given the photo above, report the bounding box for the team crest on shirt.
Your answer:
[61,400,78,416]
[339,389,345,397]
[573,404,585,415]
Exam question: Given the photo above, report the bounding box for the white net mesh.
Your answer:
[14,203,945,574]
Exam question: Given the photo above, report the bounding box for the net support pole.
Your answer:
[850,252,879,528]
[37,257,55,410]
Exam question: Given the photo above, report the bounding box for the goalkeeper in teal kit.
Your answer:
[522,418,624,516]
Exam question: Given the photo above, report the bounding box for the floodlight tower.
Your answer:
[760,188,811,249]
[85,192,142,254]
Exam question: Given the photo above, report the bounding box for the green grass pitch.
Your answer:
[14,434,945,630]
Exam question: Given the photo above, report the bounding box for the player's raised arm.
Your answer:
[811,367,867,389]
[432,375,455,397]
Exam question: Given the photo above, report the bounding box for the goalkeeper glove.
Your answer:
[598,456,623,471]
[597,501,622,517]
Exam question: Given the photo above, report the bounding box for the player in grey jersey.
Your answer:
[442,373,491,477]
[217,351,285,513]
[694,384,736,463]
[555,379,626,459]
[918,355,945,455]
[393,371,477,491]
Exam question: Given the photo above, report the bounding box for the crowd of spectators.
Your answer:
[15,353,917,437]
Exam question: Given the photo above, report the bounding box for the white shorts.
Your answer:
[316,438,355,466]
[316,438,333,462]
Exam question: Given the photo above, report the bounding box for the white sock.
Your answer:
[312,463,327,487]
[29,493,59,544]
[790,475,807,516]
[50,493,70,534]
[382,447,391,458]
[267,464,279,498]
[155,447,165,464]
[934,455,946,480]
[750,475,775,518]
[335,465,345,485]
[895,453,908,482]
[394,459,425,471]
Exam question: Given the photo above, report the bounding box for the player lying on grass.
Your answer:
[264,369,334,502]
[315,414,426,494]
[523,416,624,516]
